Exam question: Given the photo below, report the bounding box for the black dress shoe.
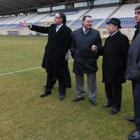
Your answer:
[89,100,97,106]
[109,108,119,114]
[102,102,112,108]
[125,117,135,123]
[59,95,65,101]
[72,97,84,102]
[128,130,140,140]
[40,91,51,97]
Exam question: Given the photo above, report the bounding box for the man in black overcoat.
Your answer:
[20,12,72,101]
[102,18,129,114]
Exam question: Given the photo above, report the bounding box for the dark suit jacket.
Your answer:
[102,31,129,84]
[30,24,72,75]
[125,28,140,81]
[70,27,102,74]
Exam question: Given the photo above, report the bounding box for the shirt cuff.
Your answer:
[29,24,32,29]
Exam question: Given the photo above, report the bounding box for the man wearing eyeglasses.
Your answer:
[20,12,72,101]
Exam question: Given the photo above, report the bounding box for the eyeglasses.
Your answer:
[55,16,61,19]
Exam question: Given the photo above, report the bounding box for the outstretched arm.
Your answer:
[19,21,50,34]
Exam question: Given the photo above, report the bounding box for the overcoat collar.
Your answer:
[135,24,140,29]
[109,30,121,40]
[53,24,66,38]
[132,25,140,40]
[80,27,92,36]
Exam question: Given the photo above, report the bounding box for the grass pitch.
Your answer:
[0,35,134,140]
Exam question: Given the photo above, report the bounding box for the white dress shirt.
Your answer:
[56,24,63,32]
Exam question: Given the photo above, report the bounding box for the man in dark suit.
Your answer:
[71,15,102,106]
[20,12,72,101]
[102,18,129,114]
[125,5,140,140]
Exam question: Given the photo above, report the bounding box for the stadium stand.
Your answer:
[99,17,134,29]
[27,14,48,24]
[110,3,138,18]
[0,1,139,39]
[0,4,136,29]
[65,9,89,21]
[69,6,118,29]
[99,3,138,29]
[0,4,137,30]
[83,6,118,19]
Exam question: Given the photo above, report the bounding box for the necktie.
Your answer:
[56,26,59,32]
[84,29,89,35]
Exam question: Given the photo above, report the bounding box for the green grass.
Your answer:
[0,35,134,140]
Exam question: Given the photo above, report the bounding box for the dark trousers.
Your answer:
[105,83,122,110]
[46,60,71,88]
[46,71,66,96]
[132,80,140,132]
[64,61,71,87]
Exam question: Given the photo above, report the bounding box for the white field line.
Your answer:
[0,60,73,77]
[0,67,41,77]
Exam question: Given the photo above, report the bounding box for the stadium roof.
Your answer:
[0,0,87,15]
